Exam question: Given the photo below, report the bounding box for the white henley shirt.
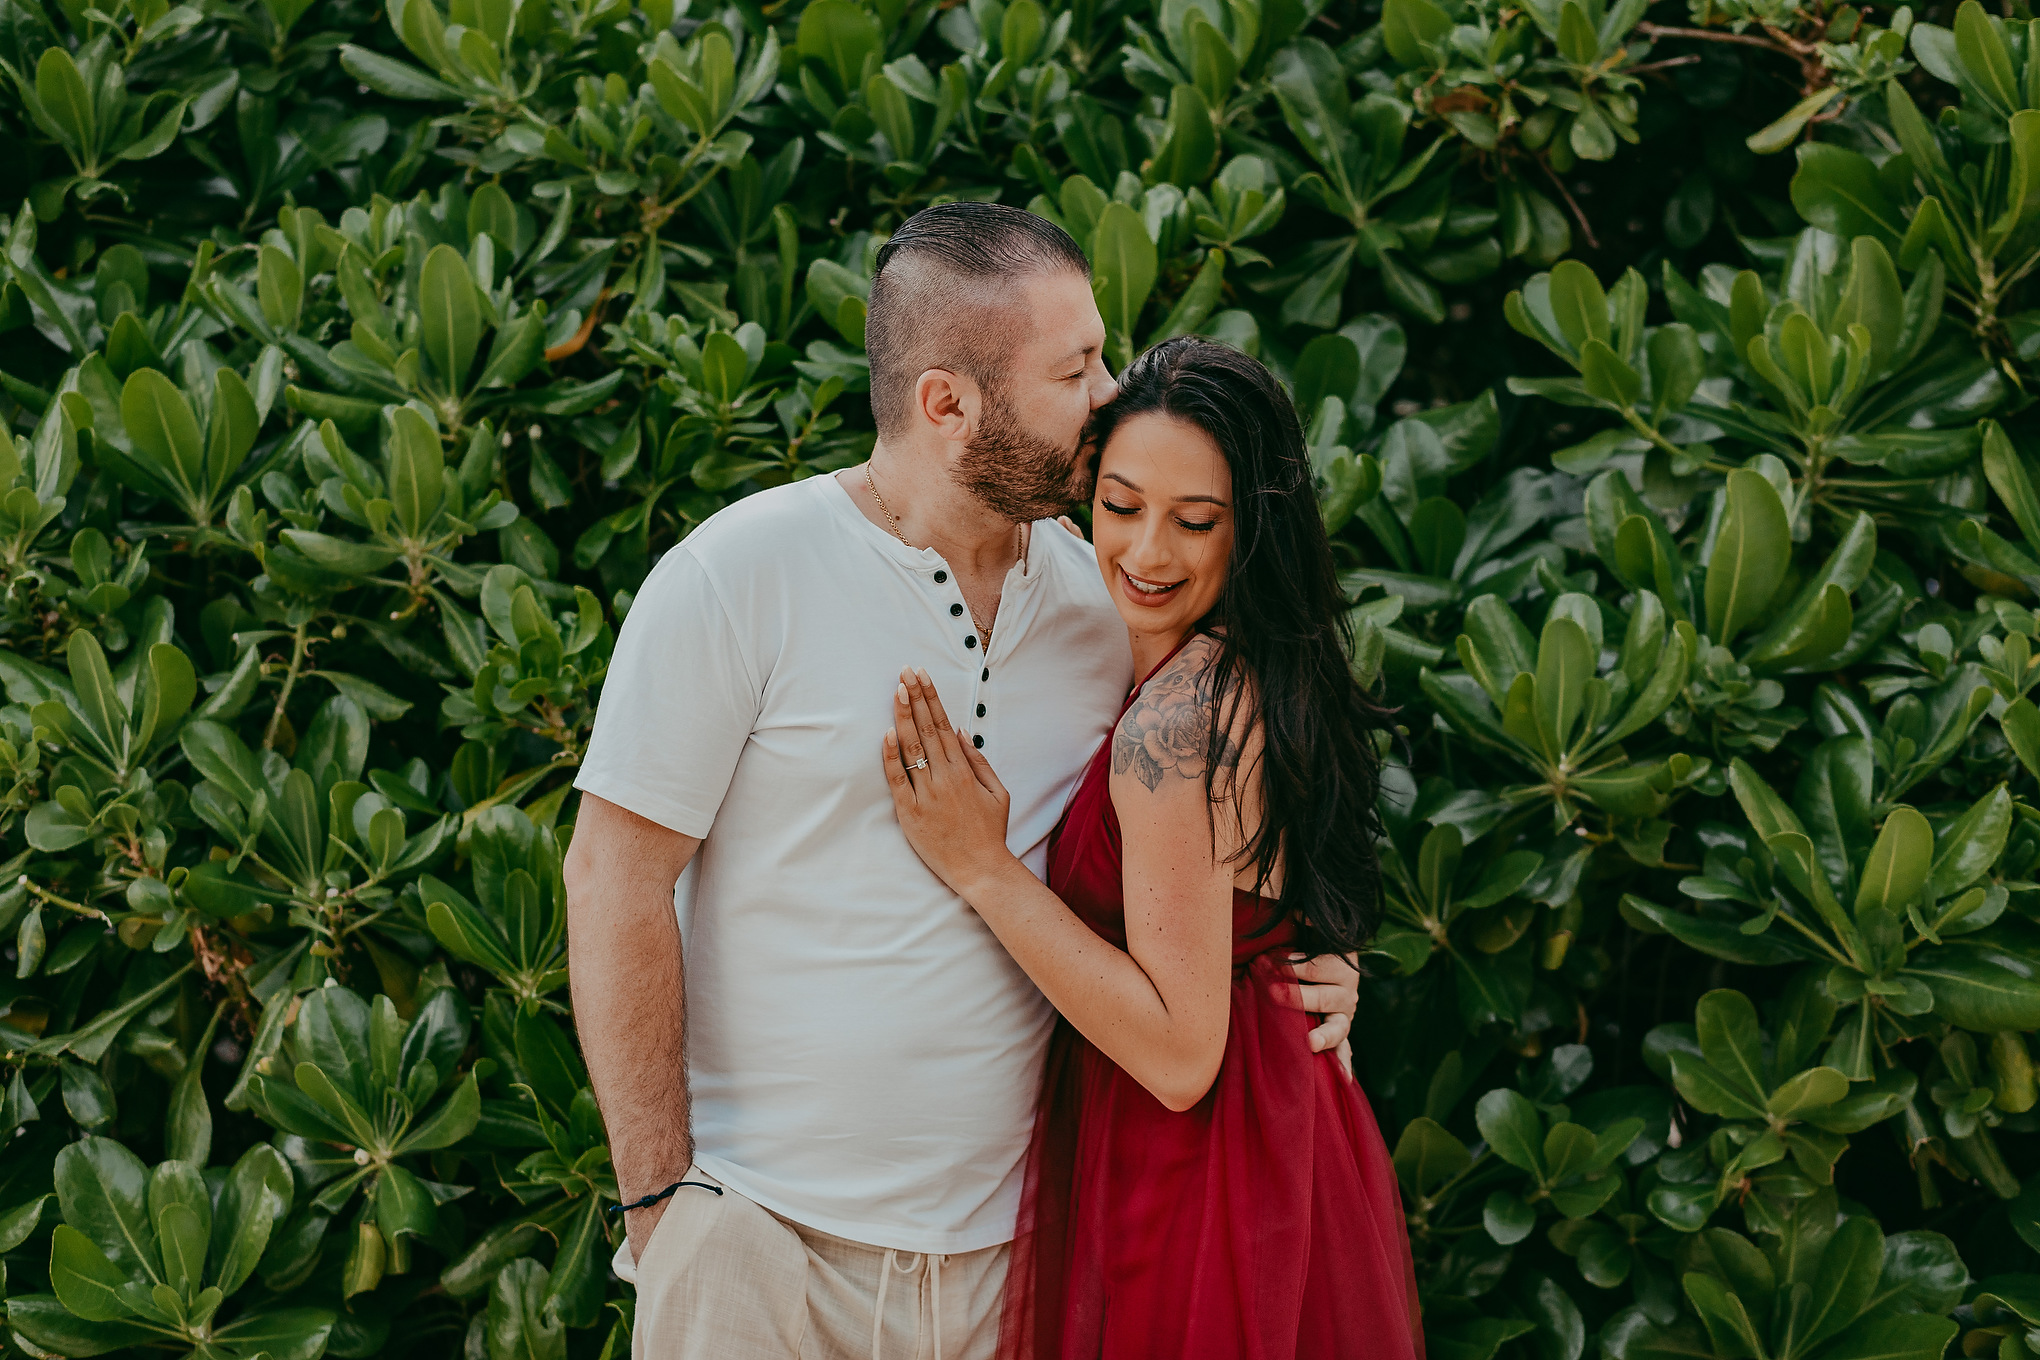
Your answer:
[574,471,1132,1253]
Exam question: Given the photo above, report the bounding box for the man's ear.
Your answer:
[913,368,980,444]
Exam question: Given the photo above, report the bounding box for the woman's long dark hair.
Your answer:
[1089,336,1387,957]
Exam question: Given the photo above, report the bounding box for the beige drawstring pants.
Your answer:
[617,1167,1008,1360]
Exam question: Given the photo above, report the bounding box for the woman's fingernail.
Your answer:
[898,684,909,704]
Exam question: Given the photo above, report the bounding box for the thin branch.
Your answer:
[1538,156,1601,251]
[263,623,309,752]
[1636,21,1794,53]
[1628,55,1704,75]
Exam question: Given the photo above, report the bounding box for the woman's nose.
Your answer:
[1130,521,1172,570]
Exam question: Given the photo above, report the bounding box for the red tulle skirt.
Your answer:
[999,725,1424,1360]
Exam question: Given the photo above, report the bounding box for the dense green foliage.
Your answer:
[1,0,2040,1351]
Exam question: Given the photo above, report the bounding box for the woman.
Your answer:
[878,336,1422,1359]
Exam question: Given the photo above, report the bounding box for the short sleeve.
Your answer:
[574,546,759,837]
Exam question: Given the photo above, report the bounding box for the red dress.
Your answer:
[1000,661,1425,1360]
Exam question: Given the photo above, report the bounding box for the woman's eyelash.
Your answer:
[1101,500,1217,532]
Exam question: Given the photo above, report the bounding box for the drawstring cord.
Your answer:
[872,1251,894,1360]
[869,1249,950,1360]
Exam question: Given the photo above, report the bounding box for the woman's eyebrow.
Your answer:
[1102,471,1228,507]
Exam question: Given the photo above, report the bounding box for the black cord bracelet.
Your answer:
[610,1180,723,1214]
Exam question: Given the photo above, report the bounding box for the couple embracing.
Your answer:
[564,203,1424,1359]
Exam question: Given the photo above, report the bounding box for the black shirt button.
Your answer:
[950,603,964,617]
[965,635,978,649]
[973,734,984,749]
[934,570,948,583]
[981,668,989,681]
[976,703,986,717]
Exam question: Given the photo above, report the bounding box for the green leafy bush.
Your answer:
[1,0,2039,1353]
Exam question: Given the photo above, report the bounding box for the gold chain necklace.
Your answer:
[864,463,1022,650]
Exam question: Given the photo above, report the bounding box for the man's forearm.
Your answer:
[571,882,691,1191]
[565,795,701,1206]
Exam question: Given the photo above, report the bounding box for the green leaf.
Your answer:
[1906,922,2040,1030]
[1091,203,1159,348]
[1475,1086,1545,1175]
[1484,1189,1537,1244]
[152,1190,208,1299]
[798,0,884,93]
[280,530,402,575]
[1789,143,1904,245]
[121,367,206,502]
[1747,86,1841,155]
[1981,421,2040,547]
[1832,238,1903,375]
[1534,614,1592,761]
[1149,84,1217,187]
[54,1136,159,1284]
[1798,1216,1886,1352]
[34,47,93,154]
[1578,339,1642,407]
[211,1143,292,1297]
[257,244,303,333]
[1705,469,1790,647]
[1270,41,1359,207]
[700,331,750,405]
[1620,894,1811,965]
[1955,0,2020,114]
[1382,0,1451,66]
[1930,784,2012,899]
[486,1258,567,1360]
[387,405,446,537]
[1743,511,1875,669]
[1693,989,1768,1104]
[2006,698,2040,779]
[4,1296,157,1356]
[210,1303,337,1360]
[339,44,465,99]
[1392,1116,1471,1196]
[206,367,260,494]
[49,1224,134,1322]
[1647,324,1704,419]
[420,244,481,391]
[1856,806,1933,916]
[1548,260,1609,351]
[1765,1065,1848,1118]
[399,1070,481,1152]
[1808,1313,1957,1360]
[0,1195,53,1253]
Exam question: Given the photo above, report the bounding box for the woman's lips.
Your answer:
[1120,568,1186,609]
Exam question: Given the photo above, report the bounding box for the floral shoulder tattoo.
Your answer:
[1112,642,1241,793]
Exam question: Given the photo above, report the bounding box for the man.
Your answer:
[564,203,1360,1359]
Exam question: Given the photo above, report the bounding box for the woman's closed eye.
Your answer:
[1101,499,1219,532]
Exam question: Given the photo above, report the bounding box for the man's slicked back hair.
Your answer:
[865,203,1091,440]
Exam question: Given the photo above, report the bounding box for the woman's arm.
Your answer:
[884,664,1235,1112]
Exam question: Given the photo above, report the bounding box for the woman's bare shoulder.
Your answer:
[1111,635,1237,795]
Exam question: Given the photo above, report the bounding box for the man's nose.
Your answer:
[1090,369,1120,409]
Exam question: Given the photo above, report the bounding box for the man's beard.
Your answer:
[953,380,1089,522]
